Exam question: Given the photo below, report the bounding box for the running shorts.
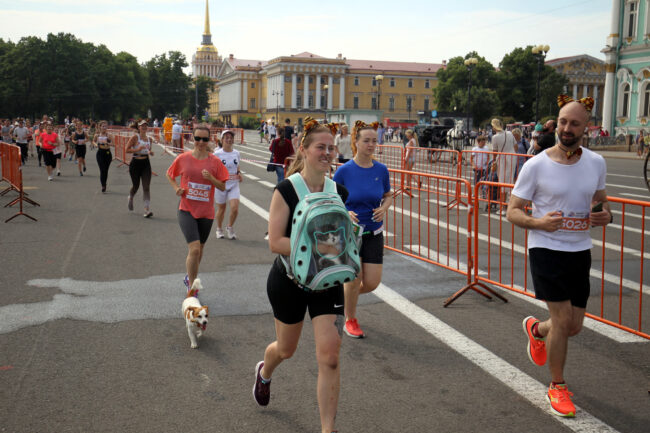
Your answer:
[178,209,214,244]
[360,232,384,264]
[75,144,87,159]
[529,248,591,308]
[215,181,240,204]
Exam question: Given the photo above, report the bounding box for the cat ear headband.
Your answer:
[557,94,594,112]
[354,120,379,131]
[302,117,338,144]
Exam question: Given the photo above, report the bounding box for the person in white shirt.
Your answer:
[213,130,242,239]
[506,95,612,418]
[268,122,277,141]
[13,119,30,165]
[172,120,183,151]
[470,135,489,197]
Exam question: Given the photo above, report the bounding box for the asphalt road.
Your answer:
[0,133,648,433]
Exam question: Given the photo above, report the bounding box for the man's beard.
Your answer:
[559,132,582,148]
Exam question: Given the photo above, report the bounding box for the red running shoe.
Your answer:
[522,316,546,366]
[344,318,365,338]
[547,383,576,417]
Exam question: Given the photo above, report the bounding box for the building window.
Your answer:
[372,77,377,86]
[408,79,413,88]
[353,96,359,109]
[309,94,314,108]
[250,98,256,109]
[390,78,395,87]
[321,76,326,84]
[389,96,395,112]
[425,79,430,89]
[251,82,256,89]
[296,92,302,108]
[620,83,631,117]
[625,1,638,39]
[309,76,314,84]
[642,82,650,117]
[424,97,429,112]
[321,94,326,108]
[297,76,302,83]
[354,76,360,86]
[371,97,377,110]
[406,97,413,113]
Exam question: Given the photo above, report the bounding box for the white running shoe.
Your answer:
[215,228,224,239]
[226,226,237,240]
[48,176,53,181]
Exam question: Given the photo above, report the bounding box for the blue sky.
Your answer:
[1,0,612,69]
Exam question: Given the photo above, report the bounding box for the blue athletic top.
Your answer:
[333,159,391,233]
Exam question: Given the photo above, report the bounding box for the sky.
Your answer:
[1,0,612,70]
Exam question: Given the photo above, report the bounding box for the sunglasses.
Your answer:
[194,136,210,142]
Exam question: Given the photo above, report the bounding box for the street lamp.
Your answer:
[272,90,283,126]
[463,57,478,146]
[194,78,199,120]
[323,84,328,122]
[375,74,384,111]
[531,44,550,122]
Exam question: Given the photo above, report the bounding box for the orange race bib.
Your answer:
[558,211,590,232]
[187,182,210,202]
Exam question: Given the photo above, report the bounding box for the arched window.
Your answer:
[642,82,650,117]
[621,83,630,118]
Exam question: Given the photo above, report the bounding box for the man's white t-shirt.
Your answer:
[511,148,606,252]
[172,124,183,140]
[213,148,241,187]
[13,126,30,143]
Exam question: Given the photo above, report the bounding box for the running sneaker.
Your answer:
[226,226,237,240]
[522,316,546,366]
[48,176,53,181]
[252,361,271,406]
[215,228,224,239]
[144,211,153,218]
[183,274,190,291]
[263,232,269,240]
[57,170,61,176]
[127,195,134,211]
[83,165,86,172]
[79,172,83,176]
[344,318,365,338]
[547,383,576,417]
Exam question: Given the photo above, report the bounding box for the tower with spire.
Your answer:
[192,0,221,79]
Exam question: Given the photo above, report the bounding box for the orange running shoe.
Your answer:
[547,383,576,417]
[344,318,365,338]
[522,316,546,366]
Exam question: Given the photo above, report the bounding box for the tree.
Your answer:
[433,52,499,128]
[497,46,567,122]
[188,75,215,119]
[145,51,190,119]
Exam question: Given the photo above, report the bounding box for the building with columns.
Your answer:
[546,55,606,125]
[602,0,650,136]
[209,52,442,128]
[191,0,221,80]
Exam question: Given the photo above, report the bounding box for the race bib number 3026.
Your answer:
[186,182,210,202]
[559,211,589,232]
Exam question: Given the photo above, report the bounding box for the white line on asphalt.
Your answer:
[244,174,260,181]
[372,283,620,433]
[606,183,648,191]
[403,244,647,344]
[259,180,276,188]
[621,192,650,199]
[610,209,645,220]
[608,173,644,180]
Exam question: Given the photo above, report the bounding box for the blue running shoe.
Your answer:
[183,274,190,291]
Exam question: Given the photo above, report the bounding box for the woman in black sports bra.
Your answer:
[126,119,155,218]
[93,121,113,192]
[72,120,87,175]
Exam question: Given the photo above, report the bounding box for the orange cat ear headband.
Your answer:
[354,120,379,131]
[557,94,594,112]
[301,117,337,144]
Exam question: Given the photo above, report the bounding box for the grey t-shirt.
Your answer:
[13,126,29,143]
[1,126,12,141]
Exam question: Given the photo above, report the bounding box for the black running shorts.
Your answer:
[178,209,213,244]
[529,248,591,308]
[267,258,344,324]
[360,232,384,265]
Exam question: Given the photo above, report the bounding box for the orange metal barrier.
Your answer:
[1,142,40,222]
[441,180,650,340]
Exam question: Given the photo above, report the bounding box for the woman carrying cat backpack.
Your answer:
[333,120,393,338]
[253,117,353,433]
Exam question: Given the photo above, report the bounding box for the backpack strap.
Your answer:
[287,173,337,199]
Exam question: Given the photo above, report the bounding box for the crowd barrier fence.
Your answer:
[0,142,39,222]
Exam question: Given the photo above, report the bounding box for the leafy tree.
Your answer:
[145,51,190,119]
[187,75,215,119]
[433,52,499,128]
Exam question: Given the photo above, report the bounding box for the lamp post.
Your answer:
[195,78,199,120]
[463,57,478,146]
[272,90,283,126]
[531,44,550,122]
[375,74,383,112]
[323,84,328,122]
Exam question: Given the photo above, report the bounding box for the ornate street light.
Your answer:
[531,44,550,122]
[375,74,384,111]
[463,57,478,146]
[272,90,284,125]
[323,84,328,122]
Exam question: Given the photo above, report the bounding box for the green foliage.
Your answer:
[187,75,215,118]
[0,33,194,123]
[239,116,259,129]
[434,48,569,127]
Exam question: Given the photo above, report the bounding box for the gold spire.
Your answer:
[203,0,211,36]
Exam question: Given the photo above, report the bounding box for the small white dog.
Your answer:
[182,278,209,349]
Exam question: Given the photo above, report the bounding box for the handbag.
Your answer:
[267,139,276,172]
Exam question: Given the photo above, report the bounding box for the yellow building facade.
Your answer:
[209,52,442,128]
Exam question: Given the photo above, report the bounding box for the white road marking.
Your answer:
[259,180,276,188]
[373,283,620,433]
[607,173,643,180]
[606,183,648,191]
[621,192,650,199]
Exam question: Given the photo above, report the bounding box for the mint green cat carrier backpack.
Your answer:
[280,173,361,291]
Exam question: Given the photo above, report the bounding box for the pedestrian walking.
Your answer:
[12,119,30,165]
[269,129,294,184]
[126,119,155,217]
[470,135,490,197]
[403,129,419,191]
[490,118,516,214]
[252,118,347,433]
[334,123,351,163]
[506,95,612,418]
[72,120,88,175]
[333,121,392,338]
[167,124,228,291]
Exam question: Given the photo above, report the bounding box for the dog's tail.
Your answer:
[186,278,203,298]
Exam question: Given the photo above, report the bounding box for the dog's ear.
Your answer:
[204,306,209,316]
